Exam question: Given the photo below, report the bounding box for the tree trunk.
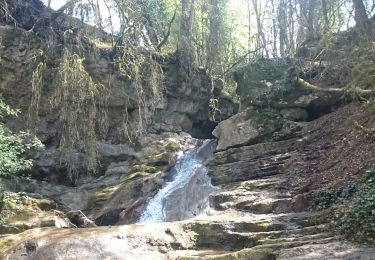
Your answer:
[352,0,368,28]
[306,0,317,40]
[206,0,222,73]
[179,0,196,63]
[322,0,329,32]
[247,0,251,61]
[278,0,288,56]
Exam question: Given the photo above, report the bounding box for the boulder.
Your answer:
[212,108,301,151]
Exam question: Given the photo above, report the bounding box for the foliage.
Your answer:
[314,167,375,245]
[336,167,375,245]
[0,97,43,177]
[314,183,358,210]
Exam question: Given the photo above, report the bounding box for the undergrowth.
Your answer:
[0,97,43,177]
[314,167,375,245]
[335,167,375,245]
[0,97,43,223]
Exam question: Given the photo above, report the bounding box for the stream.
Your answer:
[138,139,218,223]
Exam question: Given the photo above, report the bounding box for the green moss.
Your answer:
[191,222,223,249]
[6,210,35,223]
[0,224,29,235]
[0,237,13,253]
[148,152,170,166]
[164,140,180,151]
[39,218,56,227]
[232,222,268,233]
[121,172,144,184]
[234,58,296,108]
[132,164,159,173]
[36,199,56,211]
[93,185,120,205]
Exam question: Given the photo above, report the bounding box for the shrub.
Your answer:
[336,167,375,245]
[0,96,43,177]
[314,183,358,210]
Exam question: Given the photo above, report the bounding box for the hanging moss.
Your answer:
[51,48,108,177]
[113,46,164,142]
[28,61,46,128]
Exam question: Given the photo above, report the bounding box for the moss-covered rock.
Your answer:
[212,107,301,151]
[233,58,297,109]
[190,222,260,251]
[0,192,70,234]
[0,237,14,254]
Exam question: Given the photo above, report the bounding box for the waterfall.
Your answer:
[138,139,218,224]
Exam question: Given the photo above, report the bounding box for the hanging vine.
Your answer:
[113,45,164,142]
[29,61,46,128]
[51,48,108,177]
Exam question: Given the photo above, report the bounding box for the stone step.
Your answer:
[233,224,330,240]
[208,153,291,185]
[258,232,333,246]
[235,198,293,214]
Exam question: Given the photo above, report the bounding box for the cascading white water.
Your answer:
[138,139,218,224]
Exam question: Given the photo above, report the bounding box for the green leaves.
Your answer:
[336,167,375,245]
[0,96,43,177]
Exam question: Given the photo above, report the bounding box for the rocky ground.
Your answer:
[1,103,375,259]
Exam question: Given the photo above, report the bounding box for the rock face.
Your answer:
[0,22,220,180]
[212,107,302,151]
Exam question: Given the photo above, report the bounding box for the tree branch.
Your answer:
[50,0,81,21]
[156,8,177,51]
[295,77,373,94]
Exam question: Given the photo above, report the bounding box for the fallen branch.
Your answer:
[295,77,373,95]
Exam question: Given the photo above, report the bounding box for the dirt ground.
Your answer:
[286,103,375,195]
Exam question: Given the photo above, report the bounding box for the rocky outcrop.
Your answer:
[212,107,302,151]
[233,58,341,120]
[208,139,296,185]
[2,133,201,228]
[0,20,220,179]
